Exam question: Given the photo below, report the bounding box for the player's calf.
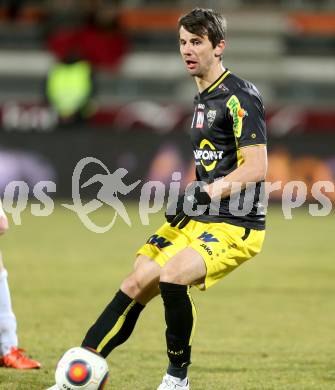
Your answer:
[158,250,204,384]
[82,257,160,357]
[81,289,145,357]
[159,282,196,382]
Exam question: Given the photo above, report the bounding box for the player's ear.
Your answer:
[214,40,225,58]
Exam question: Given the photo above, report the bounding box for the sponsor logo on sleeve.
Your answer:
[226,95,248,138]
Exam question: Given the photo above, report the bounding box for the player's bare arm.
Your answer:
[205,144,268,199]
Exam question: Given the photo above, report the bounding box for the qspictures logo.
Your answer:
[0,157,334,233]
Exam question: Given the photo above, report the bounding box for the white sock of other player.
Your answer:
[0,268,18,356]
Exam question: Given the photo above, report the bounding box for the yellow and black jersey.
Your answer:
[189,69,267,230]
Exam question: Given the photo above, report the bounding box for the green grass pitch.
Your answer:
[0,204,334,389]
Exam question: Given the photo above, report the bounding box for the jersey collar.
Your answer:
[199,69,231,97]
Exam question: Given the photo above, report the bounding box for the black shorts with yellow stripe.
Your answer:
[137,220,265,290]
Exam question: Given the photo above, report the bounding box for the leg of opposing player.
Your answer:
[0,207,41,369]
[0,253,18,366]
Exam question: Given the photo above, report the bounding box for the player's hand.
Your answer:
[165,182,212,229]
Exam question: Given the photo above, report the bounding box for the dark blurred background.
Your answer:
[0,0,334,201]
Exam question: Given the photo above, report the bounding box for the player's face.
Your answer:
[179,26,220,78]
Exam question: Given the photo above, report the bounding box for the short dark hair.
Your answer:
[178,8,227,48]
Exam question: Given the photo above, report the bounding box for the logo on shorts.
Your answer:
[200,243,213,256]
[198,232,219,243]
[147,234,172,249]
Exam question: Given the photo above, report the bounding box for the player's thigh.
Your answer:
[121,255,161,300]
[132,255,161,287]
[136,222,192,268]
[160,247,207,286]
[189,222,265,290]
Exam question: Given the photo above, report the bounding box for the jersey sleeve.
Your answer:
[226,89,267,148]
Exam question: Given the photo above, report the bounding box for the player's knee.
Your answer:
[160,263,184,284]
[120,274,143,299]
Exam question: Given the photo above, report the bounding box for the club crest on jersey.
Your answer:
[207,110,216,128]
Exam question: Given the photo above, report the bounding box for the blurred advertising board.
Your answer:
[0,130,334,203]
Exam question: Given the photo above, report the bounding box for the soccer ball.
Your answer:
[55,347,109,390]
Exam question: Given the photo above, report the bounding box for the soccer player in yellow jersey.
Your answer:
[49,8,267,390]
